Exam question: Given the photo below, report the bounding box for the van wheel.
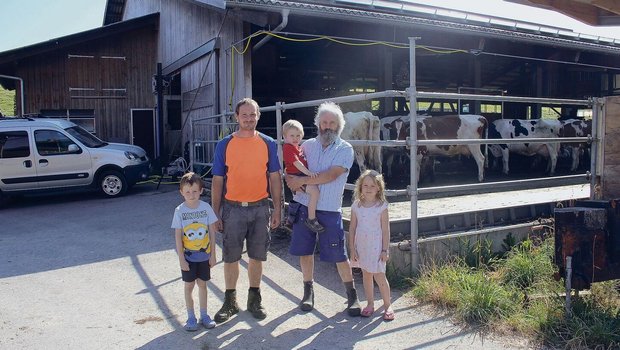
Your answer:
[99,170,127,197]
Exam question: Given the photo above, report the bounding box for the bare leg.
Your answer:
[373,272,392,311]
[336,260,354,283]
[184,281,195,312]
[248,258,263,288]
[362,269,375,309]
[196,278,208,311]
[300,255,314,282]
[223,262,239,289]
[305,184,320,220]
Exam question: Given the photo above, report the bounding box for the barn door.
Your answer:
[131,109,156,159]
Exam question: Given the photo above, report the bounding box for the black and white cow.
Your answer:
[381,114,487,182]
[558,119,592,172]
[488,119,562,175]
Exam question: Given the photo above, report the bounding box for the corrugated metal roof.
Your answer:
[226,0,620,54]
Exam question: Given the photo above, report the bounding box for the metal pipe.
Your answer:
[253,9,289,52]
[416,91,589,106]
[590,100,600,199]
[260,90,406,112]
[275,102,286,225]
[565,256,573,316]
[0,74,25,117]
[418,174,588,194]
[408,37,420,277]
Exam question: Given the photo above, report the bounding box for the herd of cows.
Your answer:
[339,111,592,184]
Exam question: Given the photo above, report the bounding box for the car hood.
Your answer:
[103,143,148,157]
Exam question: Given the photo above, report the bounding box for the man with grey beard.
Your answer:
[285,101,361,316]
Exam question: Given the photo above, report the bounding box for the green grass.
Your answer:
[411,236,620,349]
[0,86,16,116]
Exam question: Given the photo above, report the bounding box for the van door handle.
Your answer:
[39,159,49,167]
[23,160,32,168]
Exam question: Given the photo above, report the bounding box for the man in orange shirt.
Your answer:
[211,98,282,323]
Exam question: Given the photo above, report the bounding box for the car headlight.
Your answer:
[125,151,140,160]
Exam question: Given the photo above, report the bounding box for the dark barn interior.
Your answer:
[249,9,620,137]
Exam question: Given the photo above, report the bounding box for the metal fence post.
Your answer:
[408,37,420,276]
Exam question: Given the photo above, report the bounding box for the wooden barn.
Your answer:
[2,0,620,170]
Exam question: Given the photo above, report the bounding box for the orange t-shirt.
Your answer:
[223,134,270,202]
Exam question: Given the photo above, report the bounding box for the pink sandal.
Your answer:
[383,309,395,321]
[360,306,374,317]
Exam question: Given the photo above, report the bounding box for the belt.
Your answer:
[224,198,269,207]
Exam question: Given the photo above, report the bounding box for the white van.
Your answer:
[0,117,150,204]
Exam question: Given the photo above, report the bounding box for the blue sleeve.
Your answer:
[265,136,281,173]
[211,137,229,177]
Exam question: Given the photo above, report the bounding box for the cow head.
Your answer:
[383,118,409,141]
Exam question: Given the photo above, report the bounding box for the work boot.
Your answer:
[247,288,267,320]
[214,290,240,323]
[300,281,314,312]
[346,288,361,317]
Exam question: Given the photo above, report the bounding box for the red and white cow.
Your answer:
[488,118,562,175]
[381,114,487,182]
[342,111,382,173]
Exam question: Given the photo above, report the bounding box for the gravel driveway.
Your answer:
[0,183,531,349]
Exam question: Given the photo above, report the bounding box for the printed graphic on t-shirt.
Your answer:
[183,220,210,253]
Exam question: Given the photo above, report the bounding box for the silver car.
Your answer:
[0,117,150,204]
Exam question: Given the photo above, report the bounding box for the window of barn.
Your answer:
[40,109,96,133]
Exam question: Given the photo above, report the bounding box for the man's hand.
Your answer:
[285,174,304,192]
[215,217,223,232]
[270,207,281,229]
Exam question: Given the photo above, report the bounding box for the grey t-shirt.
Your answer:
[171,200,218,262]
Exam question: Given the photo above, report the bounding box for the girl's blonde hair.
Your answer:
[282,119,304,136]
[353,169,387,205]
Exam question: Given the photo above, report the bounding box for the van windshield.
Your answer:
[64,126,107,148]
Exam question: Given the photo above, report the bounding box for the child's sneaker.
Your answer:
[200,315,216,329]
[304,218,325,233]
[184,317,199,332]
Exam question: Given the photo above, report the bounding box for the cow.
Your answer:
[488,119,562,176]
[381,114,487,182]
[558,119,592,172]
[341,111,382,174]
[381,115,410,178]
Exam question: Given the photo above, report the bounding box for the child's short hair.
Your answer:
[180,172,204,190]
[353,169,387,204]
[282,119,304,136]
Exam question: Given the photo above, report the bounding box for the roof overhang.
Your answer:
[227,0,620,55]
[506,0,620,26]
[0,13,159,66]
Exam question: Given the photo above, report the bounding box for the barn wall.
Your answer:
[122,0,250,164]
[122,0,249,115]
[602,95,620,198]
[15,26,157,143]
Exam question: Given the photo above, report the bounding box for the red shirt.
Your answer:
[283,143,307,175]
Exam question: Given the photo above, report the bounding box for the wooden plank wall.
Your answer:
[602,95,620,198]
[123,0,248,162]
[16,26,157,143]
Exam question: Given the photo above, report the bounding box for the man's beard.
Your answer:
[319,128,338,145]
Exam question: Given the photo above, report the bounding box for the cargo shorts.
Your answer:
[221,200,271,263]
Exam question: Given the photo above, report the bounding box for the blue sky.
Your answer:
[0,0,619,53]
[0,0,106,52]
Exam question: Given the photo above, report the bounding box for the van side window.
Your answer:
[0,131,30,158]
[34,130,77,155]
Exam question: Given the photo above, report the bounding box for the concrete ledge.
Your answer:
[384,219,552,275]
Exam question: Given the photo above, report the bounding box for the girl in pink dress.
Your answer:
[349,169,394,321]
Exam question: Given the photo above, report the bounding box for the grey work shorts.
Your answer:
[221,201,271,263]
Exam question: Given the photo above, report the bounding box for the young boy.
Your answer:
[282,119,324,233]
[171,172,219,331]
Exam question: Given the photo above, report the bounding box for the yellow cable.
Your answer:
[228,31,468,102]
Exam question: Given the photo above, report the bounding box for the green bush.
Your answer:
[0,87,15,116]
[497,238,556,291]
[454,270,517,324]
